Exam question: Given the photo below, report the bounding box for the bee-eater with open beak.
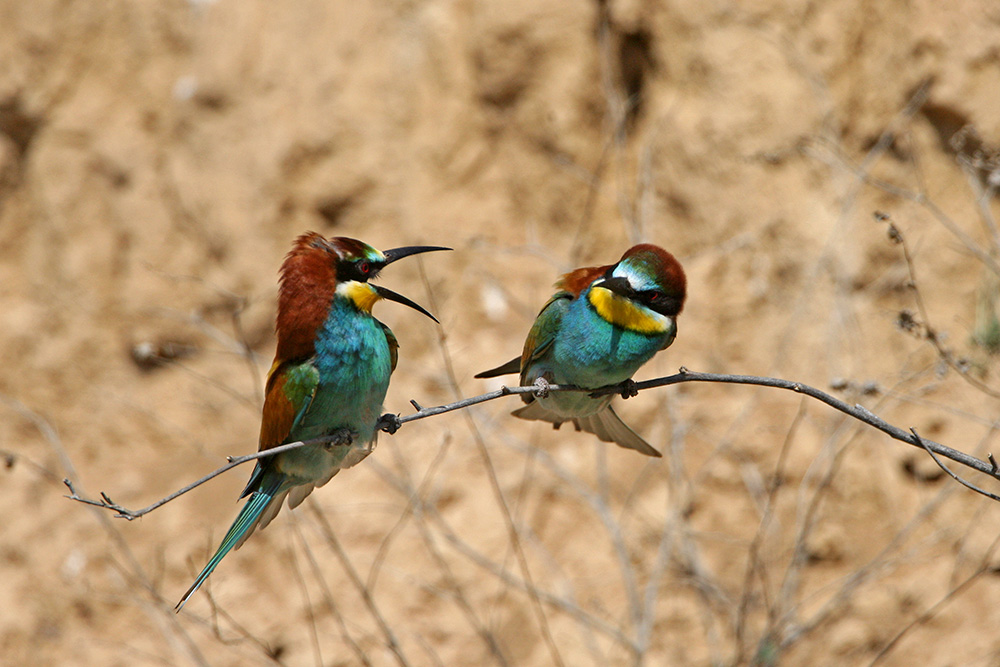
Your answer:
[476,244,686,457]
[175,232,449,611]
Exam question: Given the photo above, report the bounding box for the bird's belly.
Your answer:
[552,316,663,386]
[279,318,393,483]
[523,307,666,419]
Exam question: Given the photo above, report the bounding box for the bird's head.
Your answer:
[586,244,686,342]
[323,236,450,321]
[276,232,450,358]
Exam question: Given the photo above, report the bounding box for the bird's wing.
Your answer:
[518,291,572,387]
[258,358,321,451]
[379,322,400,373]
[239,358,320,499]
[474,291,575,380]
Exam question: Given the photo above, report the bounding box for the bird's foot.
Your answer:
[619,379,638,399]
[377,413,402,435]
[532,377,552,399]
[325,428,355,450]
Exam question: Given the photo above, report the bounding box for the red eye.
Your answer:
[359,261,370,274]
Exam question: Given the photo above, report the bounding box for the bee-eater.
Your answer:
[175,232,449,611]
[476,244,686,457]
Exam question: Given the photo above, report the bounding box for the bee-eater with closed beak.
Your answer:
[175,232,449,611]
[476,244,686,458]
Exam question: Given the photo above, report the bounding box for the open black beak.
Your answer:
[373,284,439,323]
[374,245,449,322]
[382,245,452,265]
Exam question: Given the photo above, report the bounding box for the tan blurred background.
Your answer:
[4,0,1000,665]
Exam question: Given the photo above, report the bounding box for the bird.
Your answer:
[476,244,686,458]
[175,232,449,611]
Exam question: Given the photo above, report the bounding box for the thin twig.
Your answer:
[63,429,355,519]
[910,428,1000,502]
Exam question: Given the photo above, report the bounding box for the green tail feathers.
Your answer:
[175,477,281,612]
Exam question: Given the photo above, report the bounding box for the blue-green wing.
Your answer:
[379,322,399,373]
[518,291,572,386]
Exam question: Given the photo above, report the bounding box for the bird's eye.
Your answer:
[643,290,665,306]
[359,261,370,274]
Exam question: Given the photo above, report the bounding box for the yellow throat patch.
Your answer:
[342,281,380,313]
[588,285,669,335]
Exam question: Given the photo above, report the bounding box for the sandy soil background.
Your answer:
[4,0,1000,665]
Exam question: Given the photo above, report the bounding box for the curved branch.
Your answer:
[591,369,998,480]
[65,369,1000,518]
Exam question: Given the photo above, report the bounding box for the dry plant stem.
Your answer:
[289,518,373,667]
[892,224,1000,400]
[65,370,1000,521]
[374,438,510,665]
[867,532,1000,667]
[306,501,411,667]
[365,454,635,651]
[1,396,210,667]
[416,266,566,667]
[285,536,324,667]
[734,401,805,663]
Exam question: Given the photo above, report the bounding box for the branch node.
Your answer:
[990,453,999,474]
[409,399,423,411]
[532,377,552,399]
[854,404,877,422]
[678,366,689,374]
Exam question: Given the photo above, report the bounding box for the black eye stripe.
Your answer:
[639,290,660,304]
[338,258,377,281]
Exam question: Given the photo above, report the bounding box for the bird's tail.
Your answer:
[513,400,662,458]
[175,474,285,612]
[575,406,662,458]
[474,356,521,379]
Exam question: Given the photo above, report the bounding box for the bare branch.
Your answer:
[591,369,1000,481]
[65,370,1000,520]
[62,428,355,520]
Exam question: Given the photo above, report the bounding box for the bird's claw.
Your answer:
[619,379,638,399]
[325,428,355,450]
[377,413,402,435]
[532,377,551,399]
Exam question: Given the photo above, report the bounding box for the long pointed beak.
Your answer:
[382,245,452,265]
[372,284,439,323]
